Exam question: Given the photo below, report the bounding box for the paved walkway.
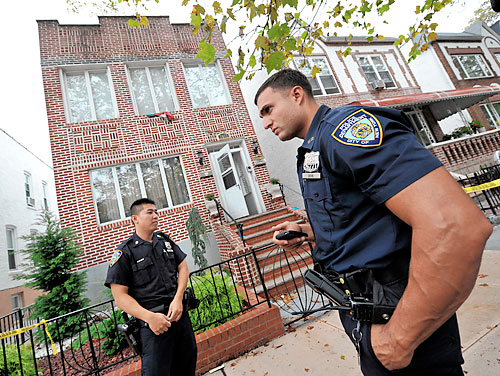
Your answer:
[205,250,500,375]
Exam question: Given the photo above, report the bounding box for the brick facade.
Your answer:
[38,16,274,271]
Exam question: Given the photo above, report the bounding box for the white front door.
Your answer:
[211,144,249,218]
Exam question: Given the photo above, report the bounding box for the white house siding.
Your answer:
[0,128,58,316]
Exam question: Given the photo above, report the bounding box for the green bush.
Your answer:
[189,272,242,333]
[71,309,128,356]
[0,344,37,376]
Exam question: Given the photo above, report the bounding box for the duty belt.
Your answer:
[304,256,409,324]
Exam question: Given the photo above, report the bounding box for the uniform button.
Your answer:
[314,193,319,197]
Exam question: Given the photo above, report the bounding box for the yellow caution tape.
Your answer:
[463,178,500,194]
[0,319,58,354]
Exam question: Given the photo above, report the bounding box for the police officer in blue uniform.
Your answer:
[105,198,197,376]
[255,69,492,375]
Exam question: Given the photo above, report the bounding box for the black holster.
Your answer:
[117,311,142,356]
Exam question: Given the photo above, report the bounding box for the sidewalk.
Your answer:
[209,250,500,375]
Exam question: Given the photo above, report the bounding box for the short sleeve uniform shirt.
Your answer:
[105,232,187,309]
[298,105,442,273]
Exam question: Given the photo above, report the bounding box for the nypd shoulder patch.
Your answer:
[331,109,383,147]
[109,250,122,268]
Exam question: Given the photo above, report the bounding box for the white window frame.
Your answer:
[451,54,493,79]
[126,63,179,115]
[6,226,17,271]
[11,293,23,311]
[293,56,341,96]
[42,181,49,210]
[60,66,119,123]
[480,102,500,129]
[24,172,34,207]
[182,60,232,108]
[357,54,396,88]
[90,156,192,225]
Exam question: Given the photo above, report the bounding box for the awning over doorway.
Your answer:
[349,84,500,121]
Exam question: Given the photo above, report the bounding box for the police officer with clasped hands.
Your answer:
[255,69,492,375]
[105,198,197,376]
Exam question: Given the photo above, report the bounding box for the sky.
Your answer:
[0,0,480,166]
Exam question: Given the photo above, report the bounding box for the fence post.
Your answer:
[16,309,24,343]
[251,249,272,308]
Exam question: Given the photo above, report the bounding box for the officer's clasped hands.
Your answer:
[147,312,172,335]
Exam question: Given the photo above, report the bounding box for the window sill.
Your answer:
[96,202,194,232]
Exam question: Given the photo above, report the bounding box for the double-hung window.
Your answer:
[451,54,492,79]
[6,227,16,270]
[63,68,117,123]
[294,56,340,96]
[24,172,34,207]
[184,62,231,108]
[357,55,396,88]
[129,65,177,115]
[90,156,190,224]
[480,102,500,129]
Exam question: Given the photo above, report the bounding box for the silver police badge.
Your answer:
[303,151,321,179]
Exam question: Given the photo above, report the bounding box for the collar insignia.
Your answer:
[331,109,383,147]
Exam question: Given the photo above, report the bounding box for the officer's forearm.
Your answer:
[111,285,157,323]
[382,222,489,355]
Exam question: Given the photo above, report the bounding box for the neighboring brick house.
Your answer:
[37,16,276,302]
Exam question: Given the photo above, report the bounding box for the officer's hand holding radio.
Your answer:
[272,221,313,250]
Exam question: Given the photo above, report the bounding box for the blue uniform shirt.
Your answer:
[298,105,442,273]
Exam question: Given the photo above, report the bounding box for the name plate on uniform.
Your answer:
[303,172,321,180]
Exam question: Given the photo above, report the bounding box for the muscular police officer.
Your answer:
[105,198,197,375]
[255,69,492,375]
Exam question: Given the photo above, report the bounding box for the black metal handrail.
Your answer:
[214,199,246,246]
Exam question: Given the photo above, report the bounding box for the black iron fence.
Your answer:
[1,247,274,376]
[0,305,36,345]
[456,164,500,215]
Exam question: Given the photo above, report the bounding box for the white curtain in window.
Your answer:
[116,164,142,216]
[204,65,228,106]
[185,65,210,108]
[149,66,175,112]
[90,71,115,120]
[91,169,120,223]
[163,157,189,206]
[66,73,92,123]
[130,68,156,115]
[140,160,169,209]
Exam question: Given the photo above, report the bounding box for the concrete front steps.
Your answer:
[230,208,314,298]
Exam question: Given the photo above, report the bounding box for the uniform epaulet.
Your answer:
[117,236,135,250]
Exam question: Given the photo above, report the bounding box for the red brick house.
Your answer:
[37,16,278,301]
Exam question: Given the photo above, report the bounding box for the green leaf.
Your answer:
[231,0,240,6]
[224,49,232,59]
[249,55,257,68]
[283,0,299,8]
[255,35,269,50]
[190,13,202,28]
[233,69,245,82]
[127,19,141,28]
[283,38,297,52]
[265,51,286,73]
[311,65,321,78]
[213,1,223,14]
[196,40,216,66]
